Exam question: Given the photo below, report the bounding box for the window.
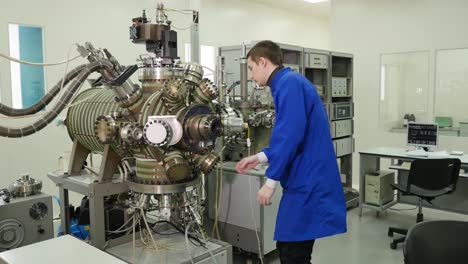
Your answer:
[8,23,45,108]
[380,49,468,137]
[184,43,216,82]
[435,48,468,137]
[379,51,430,132]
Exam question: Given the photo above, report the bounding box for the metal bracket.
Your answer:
[98,145,121,182]
[68,139,90,175]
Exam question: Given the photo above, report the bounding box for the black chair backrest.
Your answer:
[404,220,468,264]
[407,158,461,192]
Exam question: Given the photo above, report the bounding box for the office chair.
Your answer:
[387,158,461,249]
[404,220,468,264]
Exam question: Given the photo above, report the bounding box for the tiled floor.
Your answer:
[235,204,468,264]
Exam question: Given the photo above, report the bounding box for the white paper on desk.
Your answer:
[427,150,449,158]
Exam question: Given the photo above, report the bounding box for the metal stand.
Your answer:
[106,233,232,264]
[47,172,128,249]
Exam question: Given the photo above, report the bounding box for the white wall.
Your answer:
[200,0,330,49]
[330,0,468,188]
[0,0,329,215]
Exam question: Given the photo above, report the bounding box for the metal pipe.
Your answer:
[184,114,223,141]
[216,56,225,103]
[0,61,114,138]
[239,44,251,118]
[240,44,248,101]
[0,65,86,116]
[156,3,166,24]
[190,10,200,63]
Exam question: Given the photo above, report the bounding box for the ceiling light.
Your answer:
[304,0,328,3]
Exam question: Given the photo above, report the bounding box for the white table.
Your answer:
[0,235,126,264]
[358,147,468,216]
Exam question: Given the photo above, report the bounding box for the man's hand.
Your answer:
[257,184,274,205]
[235,155,259,174]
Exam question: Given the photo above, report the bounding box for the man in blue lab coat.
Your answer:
[236,40,347,264]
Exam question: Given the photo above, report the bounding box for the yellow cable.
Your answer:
[0,51,81,66]
[218,151,224,240]
[140,208,164,263]
[212,165,220,239]
[212,138,233,239]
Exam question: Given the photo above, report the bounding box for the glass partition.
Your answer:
[379,51,430,133]
[435,48,468,137]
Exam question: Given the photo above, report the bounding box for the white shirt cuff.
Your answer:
[256,152,268,163]
[265,178,278,189]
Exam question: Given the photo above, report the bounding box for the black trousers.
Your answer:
[276,240,315,264]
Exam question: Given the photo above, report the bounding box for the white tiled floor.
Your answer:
[236,204,468,264]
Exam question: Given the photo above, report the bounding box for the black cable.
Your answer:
[153,220,201,244]
[154,230,180,236]
[153,223,180,236]
[188,235,205,248]
[152,220,206,248]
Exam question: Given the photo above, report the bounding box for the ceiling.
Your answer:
[252,0,331,19]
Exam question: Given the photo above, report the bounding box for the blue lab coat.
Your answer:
[263,67,347,242]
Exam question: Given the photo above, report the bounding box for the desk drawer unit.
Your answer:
[365,170,394,206]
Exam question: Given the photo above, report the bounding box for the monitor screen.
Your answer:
[407,123,439,148]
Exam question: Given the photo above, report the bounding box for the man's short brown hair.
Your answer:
[247,40,283,66]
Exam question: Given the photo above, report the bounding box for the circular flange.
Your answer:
[128,175,200,194]
[8,177,42,197]
[121,123,144,145]
[183,64,204,85]
[143,119,173,147]
[163,78,191,100]
[164,153,191,181]
[198,78,218,101]
[138,67,184,82]
[94,115,117,144]
[0,219,24,250]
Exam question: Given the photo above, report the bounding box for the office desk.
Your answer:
[359,147,468,216]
